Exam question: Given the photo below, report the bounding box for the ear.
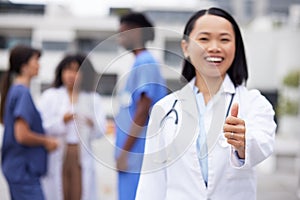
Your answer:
[181,39,189,58]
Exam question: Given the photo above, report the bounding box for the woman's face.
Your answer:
[182,14,236,79]
[22,53,40,78]
[61,61,81,90]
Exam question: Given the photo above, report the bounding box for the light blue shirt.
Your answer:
[193,87,209,185]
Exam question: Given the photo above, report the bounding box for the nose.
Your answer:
[207,41,221,52]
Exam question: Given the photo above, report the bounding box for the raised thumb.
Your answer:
[231,103,239,117]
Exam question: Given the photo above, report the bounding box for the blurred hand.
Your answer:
[223,103,246,159]
[63,113,75,124]
[85,117,94,128]
[116,152,128,172]
[44,137,59,152]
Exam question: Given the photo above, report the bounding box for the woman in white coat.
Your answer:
[39,54,106,200]
[136,7,276,200]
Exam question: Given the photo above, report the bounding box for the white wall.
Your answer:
[244,29,300,90]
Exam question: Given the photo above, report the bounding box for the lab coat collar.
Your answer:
[58,86,68,94]
[176,74,235,119]
[222,74,236,95]
[185,74,235,96]
[176,81,199,120]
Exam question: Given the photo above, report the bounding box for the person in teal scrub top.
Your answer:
[115,12,167,200]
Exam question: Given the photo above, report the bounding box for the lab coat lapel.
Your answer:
[176,83,199,121]
[170,84,199,155]
[176,84,227,155]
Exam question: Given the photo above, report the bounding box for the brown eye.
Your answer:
[198,37,208,41]
[221,38,230,42]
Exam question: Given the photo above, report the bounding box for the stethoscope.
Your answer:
[154,93,235,164]
[159,99,179,127]
[218,93,235,147]
[160,93,234,128]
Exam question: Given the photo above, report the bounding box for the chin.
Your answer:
[32,73,38,77]
[197,68,223,78]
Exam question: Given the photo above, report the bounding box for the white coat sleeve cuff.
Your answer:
[230,146,246,168]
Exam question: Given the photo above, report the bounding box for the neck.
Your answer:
[133,48,146,56]
[14,75,31,87]
[67,87,75,95]
[67,87,79,103]
[195,73,225,103]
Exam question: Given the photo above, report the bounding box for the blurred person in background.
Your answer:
[39,54,107,200]
[114,12,167,200]
[136,7,276,200]
[0,44,59,200]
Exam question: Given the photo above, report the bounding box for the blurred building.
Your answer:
[0,1,205,117]
[214,0,300,24]
[0,0,300,118]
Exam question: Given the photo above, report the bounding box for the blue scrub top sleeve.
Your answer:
[13,90,34,127]
[132,65,163,102]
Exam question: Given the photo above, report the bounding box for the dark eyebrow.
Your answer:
[196,32,210,36]
[195,31,234,38]
[220,33,232,37]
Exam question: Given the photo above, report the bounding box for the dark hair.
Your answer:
[52,53,97,92]
[181,7,248,87]
[53,54,78,88]
[120,12,155,44]
[0,44,41,123]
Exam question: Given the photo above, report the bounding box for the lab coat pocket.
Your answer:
[163,117,178,147]
[156,116,178,164]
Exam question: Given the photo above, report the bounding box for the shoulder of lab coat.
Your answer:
[230,86,276,169]
[38,87,67,136]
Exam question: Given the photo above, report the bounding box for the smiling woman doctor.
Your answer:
[135,7,276,200]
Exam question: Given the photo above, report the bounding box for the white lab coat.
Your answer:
[38,87,107,200]
[136,76,276,200]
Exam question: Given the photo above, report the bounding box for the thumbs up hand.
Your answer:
[223,103,246,159]
[230,102,239,118]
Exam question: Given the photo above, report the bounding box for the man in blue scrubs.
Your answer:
[115,12,167,200]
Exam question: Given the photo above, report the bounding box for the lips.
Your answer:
[205,56,224,64]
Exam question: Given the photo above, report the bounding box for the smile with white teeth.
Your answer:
[205,57,223,62]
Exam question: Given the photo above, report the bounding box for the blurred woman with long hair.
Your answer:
[0,44,58,200]
[39,54,106,200]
